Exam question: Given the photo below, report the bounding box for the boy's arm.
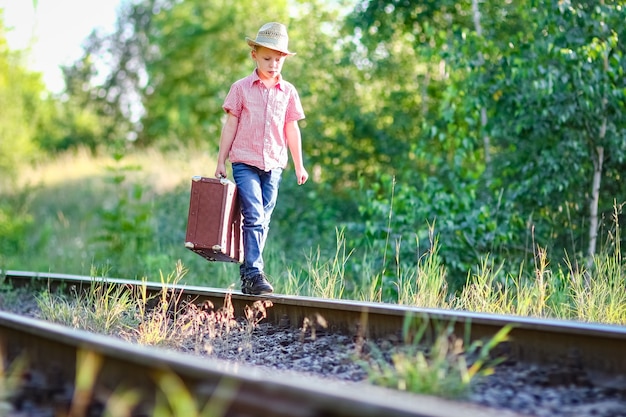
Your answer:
[285,120,308,185]
[215,112,239,178]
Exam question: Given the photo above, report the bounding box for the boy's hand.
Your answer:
[296,167,309,185]
[215,163,227,179]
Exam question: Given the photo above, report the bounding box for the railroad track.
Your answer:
[2,270,626,416]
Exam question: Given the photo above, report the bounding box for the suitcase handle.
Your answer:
[191,175,234,186]
[219,175,233,186]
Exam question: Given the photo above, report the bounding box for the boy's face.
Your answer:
[251,46,288,80]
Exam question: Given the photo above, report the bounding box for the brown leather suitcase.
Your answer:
[184,176,244,263]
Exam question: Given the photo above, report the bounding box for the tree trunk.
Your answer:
[586,48,610,272]
[587,141,604,271]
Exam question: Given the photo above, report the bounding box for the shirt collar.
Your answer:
[251,69,285,91]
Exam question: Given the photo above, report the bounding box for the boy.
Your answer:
[214,22,308,295]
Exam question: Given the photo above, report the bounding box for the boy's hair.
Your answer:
[251,45,288,57]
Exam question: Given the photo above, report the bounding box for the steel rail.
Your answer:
[0,311,525,417]
[4,269,626,379]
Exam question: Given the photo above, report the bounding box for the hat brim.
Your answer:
[246,38,296,56]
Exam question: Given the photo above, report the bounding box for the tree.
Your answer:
[59,0,294,149]
[59,19,143,150]
[342,0,534,283]
[0,10,43,184]
[487,0,626,264]
[347,0,626,269]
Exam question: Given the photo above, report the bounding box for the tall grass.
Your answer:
[395,229,449,308]
[132,262,188,346]
[301,228,350,299]
[567,204,626,324]
[37,266,137,334]
[283,220,626,324]
[322,226,626,324]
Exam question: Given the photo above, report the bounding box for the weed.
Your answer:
[131,262,188,347]
[363,315,511,399]
[243,299,273,335]
[395,228,449,308]
[126,261,273,356]
[565,203,626,324]
[36,291,78,327]
[567,254,626,324]
[177,293,239,355]
[305,228,351,299]
[282,267,306,295]
[37,268,137,335]
[455,256,508,314]
[93,151,154,279]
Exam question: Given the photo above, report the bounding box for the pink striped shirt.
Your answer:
[223,70,305,171]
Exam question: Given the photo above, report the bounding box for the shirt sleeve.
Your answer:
[285,87,305,123]
[223,82,243,117]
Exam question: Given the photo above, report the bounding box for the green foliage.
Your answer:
[345,173,528,290]
[142,0,291,147]
[0,199,33,261]
[57,0,292,149]
[35,95,106,153]
[57,31,134,153]
[486,0,626,255]
[92,152,154,278]
[345,0,626,280]
[0,15,42,184]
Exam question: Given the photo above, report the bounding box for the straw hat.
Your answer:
[246,22,296,56]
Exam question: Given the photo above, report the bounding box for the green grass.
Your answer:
[0,146,239,285]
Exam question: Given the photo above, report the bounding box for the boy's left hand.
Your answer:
[296,167,309,185]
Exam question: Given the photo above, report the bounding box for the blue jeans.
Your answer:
[232,163,282,278]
